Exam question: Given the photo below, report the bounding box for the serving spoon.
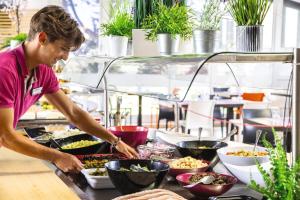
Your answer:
[253,130,263,152]
[183,175,215,188]
[211,127,238,148]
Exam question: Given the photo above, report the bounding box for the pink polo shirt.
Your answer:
[0,44,59,128]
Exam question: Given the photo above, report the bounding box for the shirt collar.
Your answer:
[13,42,29,77]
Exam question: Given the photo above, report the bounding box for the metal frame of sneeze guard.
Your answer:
[62,52,299,165]
[99,51,300,165]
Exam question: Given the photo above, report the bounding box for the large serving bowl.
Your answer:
[168,157,210,177]
[217,146,269,166]
[50,134,111,155]
[223,162,270,186]
[107,126,148,148]
[176,140,228,166]
[176,172,237,197]
[105,159,169,194]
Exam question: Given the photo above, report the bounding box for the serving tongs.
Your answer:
[49,138,63,150]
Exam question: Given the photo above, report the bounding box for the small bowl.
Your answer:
[176,172,237,197]
[107,126,148,148]
[105,159,169,194]
[137,143,175,160]
[81,168,114,189]
[168,157,210,177]
[217,146,269,166]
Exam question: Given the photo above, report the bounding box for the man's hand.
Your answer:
[115,141,139,159]
[53,152,83,173]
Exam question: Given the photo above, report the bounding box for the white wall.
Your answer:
[26,0,62,9]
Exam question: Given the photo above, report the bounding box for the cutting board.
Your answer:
[0,148,80,200]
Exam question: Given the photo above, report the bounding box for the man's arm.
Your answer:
[0,107,83,172]
[45,90,138,158]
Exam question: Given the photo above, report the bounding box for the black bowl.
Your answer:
[50,134,111,155]
[105,159,169,194]
[176,140,228,166]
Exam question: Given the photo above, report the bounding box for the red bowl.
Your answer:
[168,160,210,177]
[176,172,237,197]
[107,126,148,148]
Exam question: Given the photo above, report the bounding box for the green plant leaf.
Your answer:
[142,2,193,41]
[228,0,272,26]
[101,12,134,38]
[249,129,299,200]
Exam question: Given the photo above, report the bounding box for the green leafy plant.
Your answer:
[142,3,193,41]
[197,0,227,31]
[250,130,300,200]
[1,33,27,49]
[134,0,186,29]
[228,0,272,26]
[101,12,134,38]
[134,0,158,29]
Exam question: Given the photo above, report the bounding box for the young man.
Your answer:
[0,5,138,173]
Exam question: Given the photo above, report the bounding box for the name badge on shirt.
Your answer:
[31,87,43,96]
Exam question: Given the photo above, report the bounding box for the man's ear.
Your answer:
[38,32,48,45]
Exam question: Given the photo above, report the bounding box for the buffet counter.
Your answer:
[0,132,263,200]
[0,148,80,200]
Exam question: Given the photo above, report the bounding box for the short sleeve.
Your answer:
[0,69,16,108]
[43,68,59,94]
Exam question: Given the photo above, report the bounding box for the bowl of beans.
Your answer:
[176,172,237,196]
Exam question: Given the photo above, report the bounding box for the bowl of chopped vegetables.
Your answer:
[81,168,115,189]
[176,172,237,196]
[105,159,169,194]
[176,140,228,167]
[50,134,111,155]
[217,146,269,166]
[168,156,210,177]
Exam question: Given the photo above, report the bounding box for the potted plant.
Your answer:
[193,0,226,54]
[250,131,300,200]
[228,0,271,52]
[132,0,159,56]
[1,33,27,50]
[142,2,193,55]
[101,12,134,57]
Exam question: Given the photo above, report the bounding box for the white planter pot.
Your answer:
[157,33,180,55]
[10,40,20,49]
[132,29,159,56]
[108,35,128,57]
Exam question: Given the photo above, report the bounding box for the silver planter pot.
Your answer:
[157,34,180,55]
[236,25,263,52]
[193,30,217,54]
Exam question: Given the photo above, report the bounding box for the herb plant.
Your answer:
[142,3,193,41]
[197,0,227,31]
[1,33,27,49]
[134,0,158,29]
[101,12,134,38]
[250,130,300,200]
[228,0,272,26]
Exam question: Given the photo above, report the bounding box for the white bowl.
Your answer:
[223,161,271,187]
[81,168,114,189]
[217,146,269,166]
